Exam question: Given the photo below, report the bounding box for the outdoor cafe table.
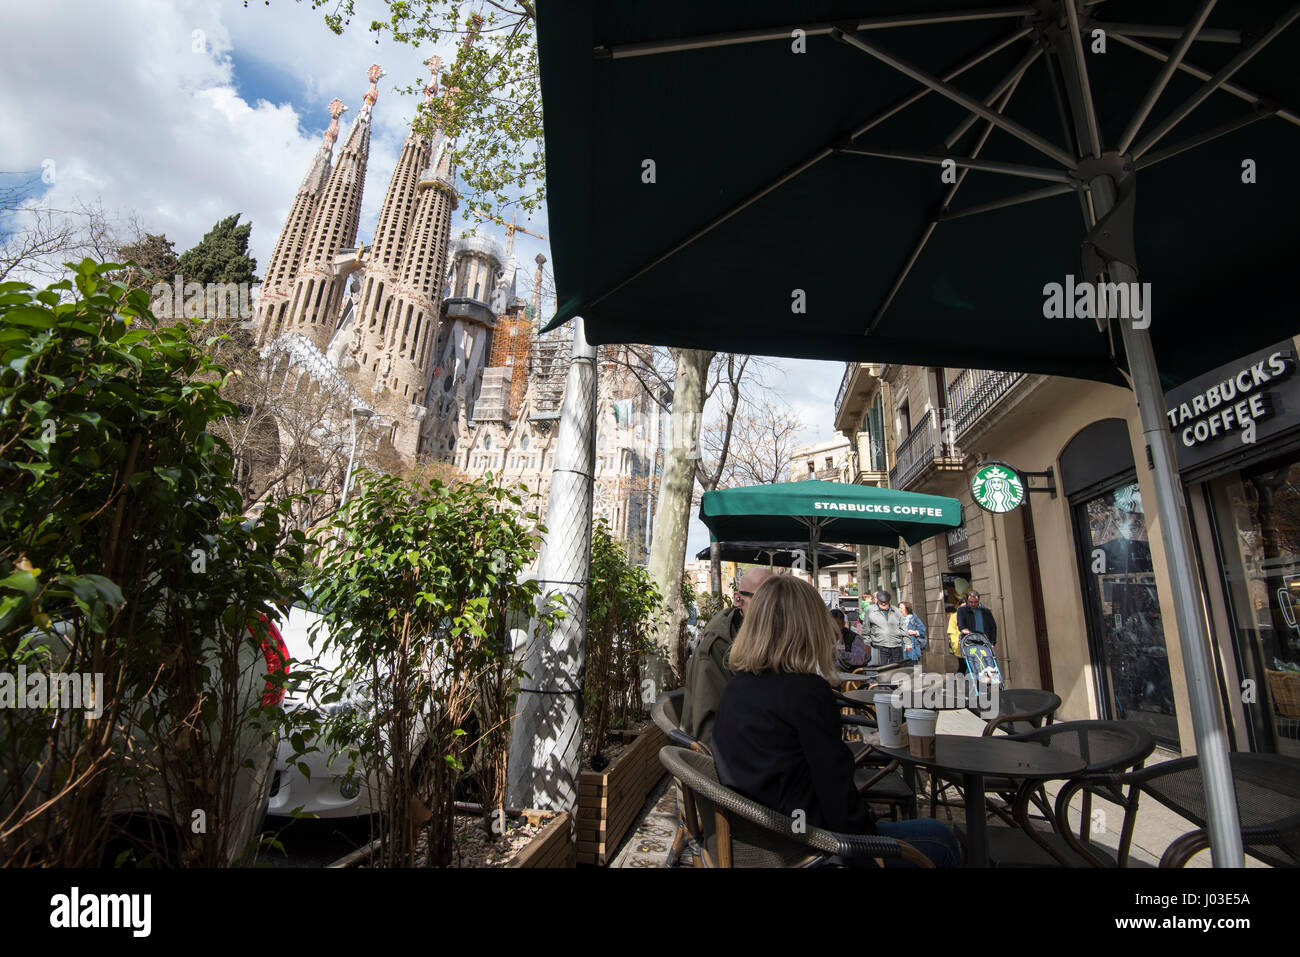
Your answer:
[871,735,1086,867]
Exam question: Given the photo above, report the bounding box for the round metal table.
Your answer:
[871,735,1087,867]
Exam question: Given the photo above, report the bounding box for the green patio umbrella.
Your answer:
[700,480,962,580]
[534,0,1300,865]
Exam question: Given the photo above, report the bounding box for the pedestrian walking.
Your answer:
[957,590,997,645]
[899,601,927,663]
[863,589,906,665]
[948,608,964,672]
[955,590,997,675]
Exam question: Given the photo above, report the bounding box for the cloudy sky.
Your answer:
[0,0,842,558]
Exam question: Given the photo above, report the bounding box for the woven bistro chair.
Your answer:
[652,691,707,867]
[1097,752,1300,868]
[954,720,1156,867]
[977,688,1063,737]
[658,746,933,868]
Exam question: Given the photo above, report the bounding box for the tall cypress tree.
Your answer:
[176,214,258,285]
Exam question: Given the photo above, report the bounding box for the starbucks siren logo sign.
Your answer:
[971,462,1025,513]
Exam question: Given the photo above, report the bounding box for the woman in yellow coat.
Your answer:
[947,611,965,673]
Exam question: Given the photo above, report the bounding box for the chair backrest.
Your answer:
[1131,752,1300,868]
[653,690,707,752]
[652,690,684,735]
[977,687,1061,735]
[659,746,827,867]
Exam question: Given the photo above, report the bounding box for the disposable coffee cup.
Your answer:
[905,708,938,759]
[874,691,907,749]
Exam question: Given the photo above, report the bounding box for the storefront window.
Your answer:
[1076,481,1180,746]
[1208,456,1300,757]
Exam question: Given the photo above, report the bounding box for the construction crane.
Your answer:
[469,207,547,257]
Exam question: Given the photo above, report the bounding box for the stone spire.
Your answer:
[282,66,379,351]
[255,97,347,346]
[342,20,482,465]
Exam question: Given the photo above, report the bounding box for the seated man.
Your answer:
[679,566,772,747]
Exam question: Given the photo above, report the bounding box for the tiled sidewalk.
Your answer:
[611,706,1268,868]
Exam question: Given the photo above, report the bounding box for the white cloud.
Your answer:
[0,0,463,276]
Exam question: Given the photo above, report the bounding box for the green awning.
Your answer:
[699,480,962,548]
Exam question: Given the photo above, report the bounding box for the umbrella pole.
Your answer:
[1091,175,1243,867]
[810,523,821,588]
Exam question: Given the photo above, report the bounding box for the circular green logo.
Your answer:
[971,462,1025,513]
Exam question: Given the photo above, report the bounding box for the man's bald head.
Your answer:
[734,567,774,614]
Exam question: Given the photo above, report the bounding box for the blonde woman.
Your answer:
[711,574,959,867]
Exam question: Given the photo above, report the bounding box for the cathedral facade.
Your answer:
[251,63,663,558]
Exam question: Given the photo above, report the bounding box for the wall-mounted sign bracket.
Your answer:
[1021,467,1057,499]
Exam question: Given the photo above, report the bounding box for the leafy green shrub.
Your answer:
[585,521,661,761]
[310,470,557,866]
[0,261,307,866]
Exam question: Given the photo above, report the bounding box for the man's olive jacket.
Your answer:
[679,606,743,747]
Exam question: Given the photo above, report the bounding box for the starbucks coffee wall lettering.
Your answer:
[1164,342,1300,473]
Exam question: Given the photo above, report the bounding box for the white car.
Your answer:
[3,617,285,865]
[266,604,380,819]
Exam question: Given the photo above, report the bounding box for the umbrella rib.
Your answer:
[593,7,1037,59]
[866,69,1031,333]
[1117,0,1218,154]
[1131,3,1300,160]
[1134,105,1278,171]
[583,28,1033,313]
[944,44,1043,150]
[1043,45,1098,230]
[1063,0,1103,157]
[1092,21,1240,44]
[938,182,1078,221]
[1110,32,1300,128]
[831,28,1078,168]
[839,148,1073,183]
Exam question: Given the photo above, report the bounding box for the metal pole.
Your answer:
[1090,174,1243,867]
[506,318,597,813]
[811,523,821,586]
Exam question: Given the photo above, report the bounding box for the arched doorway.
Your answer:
[1062,419,1180,747]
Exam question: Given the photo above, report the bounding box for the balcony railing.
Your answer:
[834,363,854,423]
[948,368,1026,438]
[888,409,957,490]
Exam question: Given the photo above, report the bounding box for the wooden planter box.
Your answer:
[507,810,575,868]
[576,725,667,866]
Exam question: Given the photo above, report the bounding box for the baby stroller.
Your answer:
[960,632,1003,696]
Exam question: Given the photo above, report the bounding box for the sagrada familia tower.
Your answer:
[254,50,458,463]
[251,40,663,556]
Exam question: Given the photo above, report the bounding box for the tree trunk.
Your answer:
[709,539,722,597]
[646,347,712,695]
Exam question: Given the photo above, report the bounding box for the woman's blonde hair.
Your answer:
[728,574,837,677]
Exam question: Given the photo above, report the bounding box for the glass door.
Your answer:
[1074,480,1181,747]
[1208,455,1300,757]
